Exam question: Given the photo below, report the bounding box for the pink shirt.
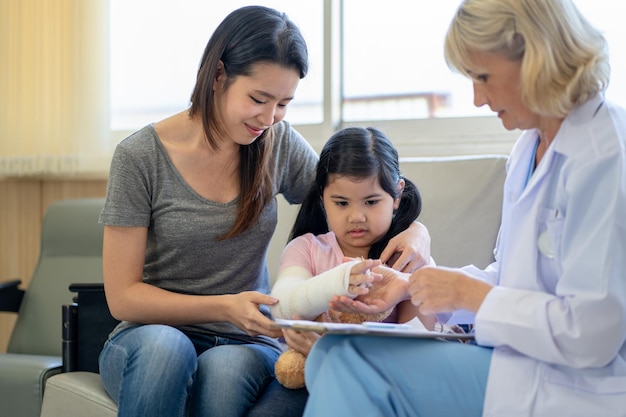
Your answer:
[279,231,344,275]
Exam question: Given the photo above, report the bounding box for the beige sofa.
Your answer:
[40,154,507,417]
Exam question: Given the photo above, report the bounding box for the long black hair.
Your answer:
[188,6,309,239]
[289,127,422,259]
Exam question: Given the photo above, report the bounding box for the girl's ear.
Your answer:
[213,60,226,92]
[394,179,405,210]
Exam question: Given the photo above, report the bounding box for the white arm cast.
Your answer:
[270,260,359,320]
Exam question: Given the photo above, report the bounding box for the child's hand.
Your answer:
[328,265,410,314]
[345,258,382,295]
[282,313,328,356]
[282,328,321,356]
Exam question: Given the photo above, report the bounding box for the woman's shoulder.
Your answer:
[272,119,293,140]
[271,120,318,201]
[558,96,626,158]
[272,120,314,156]
[595,99,626,153]
[108,125,167,178]
[116,124,159,153]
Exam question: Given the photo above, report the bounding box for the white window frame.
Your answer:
[296,0,516,156]
[109,0,518,158]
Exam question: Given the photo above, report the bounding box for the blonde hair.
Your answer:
[444,0,609,117]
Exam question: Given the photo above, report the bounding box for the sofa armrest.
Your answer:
[62,303,78,372]
[0,353,62,417]
[0,279,25,312]
[62,283,119,374]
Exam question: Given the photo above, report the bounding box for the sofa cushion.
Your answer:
[400,155,506,269]
[40,372,117,417]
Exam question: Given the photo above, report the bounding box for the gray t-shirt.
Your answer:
[100,120,317,347]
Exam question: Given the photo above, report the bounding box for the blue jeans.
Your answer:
[99,324,302,417]
[247,379,308,417]
[303,335,492,417]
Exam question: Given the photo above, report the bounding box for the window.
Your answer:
[342,0,489,121]
[111,1,626,155]
[341,0,626,121]
[110,0,323,130]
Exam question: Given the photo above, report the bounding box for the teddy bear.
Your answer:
[274,308,392,389]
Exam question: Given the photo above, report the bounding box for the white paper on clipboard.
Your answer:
[272,317,475,341]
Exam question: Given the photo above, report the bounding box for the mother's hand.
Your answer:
[379,221,431,272]
[226,291,283,338]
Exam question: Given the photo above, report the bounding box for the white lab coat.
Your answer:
[466,95,626,417]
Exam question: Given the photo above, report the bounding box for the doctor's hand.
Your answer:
[408,266,493,315]
[379,221,431,273]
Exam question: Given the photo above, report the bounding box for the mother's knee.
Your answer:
[197,344,277,381]
[112,325,197,377]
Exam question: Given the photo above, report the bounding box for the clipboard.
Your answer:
[272,318,475,341]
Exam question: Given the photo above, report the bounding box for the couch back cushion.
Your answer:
[400,155,506,269]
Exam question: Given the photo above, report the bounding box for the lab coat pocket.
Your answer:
[536,208,564,287]
[537,208,563,258]
[541,366,626,417]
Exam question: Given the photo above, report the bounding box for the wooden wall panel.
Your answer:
[0,177,107,352]
[41,178,108,208]
[0,179,42,352]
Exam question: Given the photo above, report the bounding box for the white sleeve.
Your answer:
[270,260,359,320]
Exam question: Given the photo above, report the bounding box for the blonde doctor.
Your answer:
[302,0,626,416]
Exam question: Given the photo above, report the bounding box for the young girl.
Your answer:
[271,126,435,327]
